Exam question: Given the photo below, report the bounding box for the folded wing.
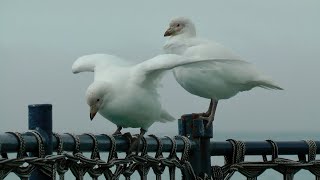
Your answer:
[176,59,283,91]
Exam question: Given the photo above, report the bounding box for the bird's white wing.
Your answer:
[72,54,131,80]
[134,54,282,90]
[131,54,196,88]
[72,54,130,73]
[164,37,241,59]
[132,54,231,88]
[184,40,241,60]
[175,59,283,90]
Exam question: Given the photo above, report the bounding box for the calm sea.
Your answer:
[5,131,319,179]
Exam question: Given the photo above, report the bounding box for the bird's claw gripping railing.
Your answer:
[1,104,320,180]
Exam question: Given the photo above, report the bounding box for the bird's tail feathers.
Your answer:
[252,79,283,90]
[159,110,176,123]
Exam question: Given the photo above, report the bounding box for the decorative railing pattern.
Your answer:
[0,104,319,180]
[0,132,195,179]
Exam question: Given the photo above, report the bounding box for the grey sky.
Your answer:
[1,0,319,135]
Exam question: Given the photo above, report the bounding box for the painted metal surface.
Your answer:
[0,104,319,179]
[28,104,52,180]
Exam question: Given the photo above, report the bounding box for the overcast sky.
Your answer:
[1,0,319,136]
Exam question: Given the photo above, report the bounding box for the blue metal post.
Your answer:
[178,114,213,177]
[28,104,52,180]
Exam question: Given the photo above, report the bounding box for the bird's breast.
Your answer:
[173,66,241,100]
[98,90,162,129]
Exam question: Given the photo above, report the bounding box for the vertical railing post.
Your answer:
[178,114,213,177]
[28,104,53,180]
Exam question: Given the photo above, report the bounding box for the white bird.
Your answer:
[71,53,214,150]
[163,17,283,128]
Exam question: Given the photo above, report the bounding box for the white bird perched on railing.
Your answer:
[71,53,219,151]
[163,17,283,128]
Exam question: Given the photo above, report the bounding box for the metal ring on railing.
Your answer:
[28,130,45,158]
[266,140,279,161]
[226,139,237,164]
[101,134,117,162]
[65,133,80,154]
[6,132,26,158]
[165,136,177,159]
[53,132,63,155]
[303,140,317,162]
[238,141,246,162]
[175,135,195,179]
[122,133,133,155]
[84,133,100,160]
[225,139,246,180]
[227,139,245,163]
[140,136,148,156]
[148,134,165,178]
[148,134,163,158]
[175,135,191,162]
[52,133,68,178]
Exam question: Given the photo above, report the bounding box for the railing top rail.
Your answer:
[1,132,319,156]
[0,132,195,153]
[210,140,320,156]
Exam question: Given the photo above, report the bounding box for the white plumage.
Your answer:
[163,17,282,127]
[72,53,210,131]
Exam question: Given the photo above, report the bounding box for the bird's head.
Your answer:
[85,81,112,121]
[164,17,196,37]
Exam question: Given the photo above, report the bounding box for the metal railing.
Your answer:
[0,104,319,180]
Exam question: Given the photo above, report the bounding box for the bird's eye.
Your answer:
[97,99,100,102]
[177,24,180,27]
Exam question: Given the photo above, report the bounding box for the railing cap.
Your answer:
[28,104,52,108]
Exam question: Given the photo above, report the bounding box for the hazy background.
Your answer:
[1,0,319,136]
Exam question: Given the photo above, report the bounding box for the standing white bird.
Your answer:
[72,53,213,150]
[163,17,283,128]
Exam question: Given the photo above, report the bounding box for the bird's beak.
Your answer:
[90,105,98,120]
[164,27,174,37]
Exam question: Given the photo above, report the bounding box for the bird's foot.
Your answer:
[112,130,122,136]
[127,128,146,155]
[199,114,214,129]
[200,100,218,129]
[112,126,123,136]
[191,113,209,120]
[201,111,211,117]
